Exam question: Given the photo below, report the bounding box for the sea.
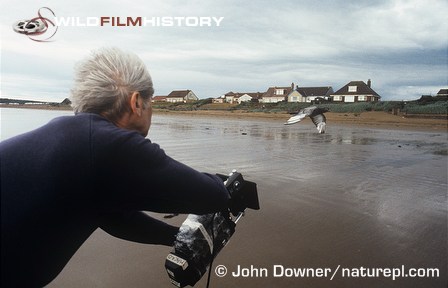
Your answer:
[1,108,447,288]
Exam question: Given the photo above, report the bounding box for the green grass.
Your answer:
[403,101,448,114]
[154,99,448,115]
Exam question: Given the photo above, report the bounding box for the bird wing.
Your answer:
[284,106,317,125]
[284,110,308,125]
[310,113,326,127]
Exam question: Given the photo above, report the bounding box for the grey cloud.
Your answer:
[1,0,447,101]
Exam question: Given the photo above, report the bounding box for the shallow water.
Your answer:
[1,109,447,287]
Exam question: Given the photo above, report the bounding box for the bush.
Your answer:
[155,99,447,115]
[404,101,448,114]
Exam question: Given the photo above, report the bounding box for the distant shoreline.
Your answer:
[0,104,73,111]
[1,104,446,132]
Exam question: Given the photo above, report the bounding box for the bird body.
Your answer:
[284,106,329,133]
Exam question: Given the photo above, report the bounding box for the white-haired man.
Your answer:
[0,47,230,287]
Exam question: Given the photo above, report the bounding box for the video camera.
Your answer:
[165,170,259,287]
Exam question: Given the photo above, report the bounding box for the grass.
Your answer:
[153,98,448,115]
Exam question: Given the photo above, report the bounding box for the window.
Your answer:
[358,95,365,101]
[275,89,284,95]
[348,86,357,92]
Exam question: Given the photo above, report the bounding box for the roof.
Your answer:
[332,81,380,97]
[263,86,293,98]
[167,90,192,98]
[296,86,333,97]
[224,91,263,99]
[437,89,448,95]
[152,96,167,101]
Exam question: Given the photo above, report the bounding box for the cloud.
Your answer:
[1,0,447,101]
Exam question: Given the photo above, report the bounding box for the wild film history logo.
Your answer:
[12,7,224,42]
[12,7,58,42]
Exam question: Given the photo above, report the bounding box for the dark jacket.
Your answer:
[0,113,229,287]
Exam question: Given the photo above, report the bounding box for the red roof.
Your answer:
[167,90,192,98]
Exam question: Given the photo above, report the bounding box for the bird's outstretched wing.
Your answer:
[284,106,317,125]
[284,111,307,125]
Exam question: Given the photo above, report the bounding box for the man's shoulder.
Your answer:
[85,113,153,151]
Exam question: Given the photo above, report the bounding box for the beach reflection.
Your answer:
[148,114,447,288]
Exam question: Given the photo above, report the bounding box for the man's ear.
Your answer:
[129,92,142,116]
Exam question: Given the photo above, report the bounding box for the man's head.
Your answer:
[70,47,154,136]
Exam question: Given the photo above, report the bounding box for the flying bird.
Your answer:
[284,106,329,133]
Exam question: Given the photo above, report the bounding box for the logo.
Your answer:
[12,7,58,42]
[12,7,224,42]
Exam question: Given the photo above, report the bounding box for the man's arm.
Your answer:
[104,137,231,215]
[92,122,230,215]
[99,211,179,246]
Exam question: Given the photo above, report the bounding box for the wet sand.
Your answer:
[3,105,447,132]
[45,113,447,288]
[153,110,448,132]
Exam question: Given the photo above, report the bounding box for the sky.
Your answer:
[1,0,447,103]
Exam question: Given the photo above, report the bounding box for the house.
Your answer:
[165,90,198,103]
[436,89,448,97]
[152,96,167,102]
[287,90,304,103]
[237,94,253,103]
[223,92,237,104]
[331,79,380,103]
[261,83,294,103]
[223,91,263,104]
[213,95,226,103]
[288,86,334,103]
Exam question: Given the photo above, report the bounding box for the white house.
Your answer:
[261,84,294,103]
[223,91,262,104]
[287,90,304,102]
[236,94,251,103]
[165,90,199,103]
[213,95,225,103]
[289,86,334,103]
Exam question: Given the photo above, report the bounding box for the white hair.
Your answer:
[70,47,154,121]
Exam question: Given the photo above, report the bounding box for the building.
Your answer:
[223,91,263,104]
[436,89,448,97]
[288,86,334,103]
[165,90,198,103]
[152,96,167,102]
[212,95,226,103]
[331,79,380,103]
[261,83,294,103]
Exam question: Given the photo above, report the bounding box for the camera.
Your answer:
[165,170,259,287]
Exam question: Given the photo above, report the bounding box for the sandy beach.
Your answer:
[2,105,447,132]
[153,109,447,132]
[1,107,446,288]
[39,111,446,288]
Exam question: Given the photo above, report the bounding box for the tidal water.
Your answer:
[1,108,447,287]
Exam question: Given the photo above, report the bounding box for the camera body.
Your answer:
[165,170,259,287]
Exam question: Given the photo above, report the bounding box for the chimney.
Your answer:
[291,82,295,91]
[367,79,371,88]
